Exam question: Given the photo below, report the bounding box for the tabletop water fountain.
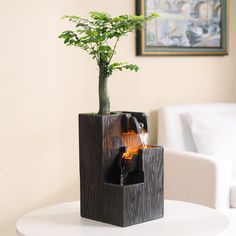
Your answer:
[79,111,164,227]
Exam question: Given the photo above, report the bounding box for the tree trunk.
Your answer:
[98,61,110,115]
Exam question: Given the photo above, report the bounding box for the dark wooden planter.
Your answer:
[79,112,164,227]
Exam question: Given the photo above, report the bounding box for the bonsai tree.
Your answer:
[59,12,159,115]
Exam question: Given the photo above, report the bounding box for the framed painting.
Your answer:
[136,0,229,56]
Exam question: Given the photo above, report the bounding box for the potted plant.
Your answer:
[59,12,163,227]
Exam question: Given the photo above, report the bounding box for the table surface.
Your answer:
[16,200,229,236]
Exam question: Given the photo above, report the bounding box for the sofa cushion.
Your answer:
[158,103,236,152]
[185,111,236,174]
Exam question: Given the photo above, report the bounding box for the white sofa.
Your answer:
[158,103,236,215]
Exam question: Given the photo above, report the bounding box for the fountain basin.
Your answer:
[79,112,164,226]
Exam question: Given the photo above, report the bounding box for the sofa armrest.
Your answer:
[164,148,232,213]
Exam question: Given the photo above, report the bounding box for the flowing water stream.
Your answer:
[120,122,148,185]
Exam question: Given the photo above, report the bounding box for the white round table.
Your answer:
[16,200,229,236]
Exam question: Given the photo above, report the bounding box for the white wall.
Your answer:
[0,0,235,235]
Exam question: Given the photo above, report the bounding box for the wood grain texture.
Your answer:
[79,113,163,227]
[141,147,164,221]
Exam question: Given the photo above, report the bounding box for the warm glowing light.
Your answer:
[122,131,147,160]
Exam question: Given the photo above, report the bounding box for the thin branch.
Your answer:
[90,45,99,63]
[108,37,119,64]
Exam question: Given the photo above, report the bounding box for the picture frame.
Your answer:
[136,0,229,56]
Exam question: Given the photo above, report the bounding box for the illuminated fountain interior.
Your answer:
[106,112,157,186]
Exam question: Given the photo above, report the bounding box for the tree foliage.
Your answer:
[59,12,159,77]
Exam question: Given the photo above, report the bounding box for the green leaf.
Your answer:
[90,12,111,21]
[64,38,70,44]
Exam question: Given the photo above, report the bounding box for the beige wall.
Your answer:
[0,0,235,235]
